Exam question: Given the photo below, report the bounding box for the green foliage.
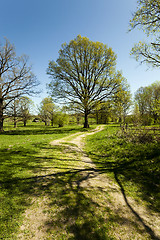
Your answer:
[131,102,141,126]
[93,101,112,124]
[129,0,160,35]
[47,35,126,127]
[134,81,160,125]
[53,111,69,127]
[112,78,132,123]
[38,97,55,125]
[19,96,33,126]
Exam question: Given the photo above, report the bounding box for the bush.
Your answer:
[54,112,69,127]
[119,127,158,144]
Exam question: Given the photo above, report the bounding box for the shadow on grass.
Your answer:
[113,171,160,240]
[2,126,81,136]
[0,142,114,240]
[1,129,160,240]
[86,128,160,239]
[1,165,159,239]
[2,124,95,136]
[90,141,160,213]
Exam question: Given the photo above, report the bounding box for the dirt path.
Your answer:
[60,125,160,240]
[18,126,160,240]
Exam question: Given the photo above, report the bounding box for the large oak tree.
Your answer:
[0,38,39,131]
[47,35,124,128]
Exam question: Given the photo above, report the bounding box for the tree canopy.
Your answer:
[47,35,125,127]
[38,97,55,126]
[129,0,160,68]
[113,79,132,124]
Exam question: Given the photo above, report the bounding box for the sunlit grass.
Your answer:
[0,123,93,239]
[1,123,115,240]
[85,125,160,212]
[1,122,158,239]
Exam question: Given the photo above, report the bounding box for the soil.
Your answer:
[18,126,160,240]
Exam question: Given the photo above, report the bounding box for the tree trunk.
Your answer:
[14,117,17,128]
[51,118,53,126]
[24,120,27,127]
[0,117,3,132]
[84,110,89,128]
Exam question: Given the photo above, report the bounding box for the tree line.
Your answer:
[3,78,160,128]
[1,0,160,131]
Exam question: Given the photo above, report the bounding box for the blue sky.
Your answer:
[1,0,160,111]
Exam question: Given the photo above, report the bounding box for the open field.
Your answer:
[86,125,160,211]
[0,123,96,239]
[0,123,160,239]
[85,125,160,239]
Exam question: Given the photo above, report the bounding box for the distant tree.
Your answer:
[135,87,147,117]
[5,98,20,128]
[153,99,160,118]
[0,38,39,132]
[113,80,132,125]
[93,101,112,124]
[147,82,160,123]
[19,97,33,126]
[132,102,141,126]
[135,86,151,125]
[66,103,83,125]
[47,35,125,128]
[129,0,160,68]
[53,111,69,127]
[134,81,160,124]
[38,97,55,126]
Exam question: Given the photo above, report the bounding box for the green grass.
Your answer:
[0,123,91,239]
[85,124,160,212]
[1,122,159,239]
[0,123,115,240]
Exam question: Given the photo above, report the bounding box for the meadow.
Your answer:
[85,125,160,213]
[0,122,160,239]
[0,122,94,239]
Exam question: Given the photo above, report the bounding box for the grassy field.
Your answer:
[0,122,160,239]
[0,123,98,239]
[85,125,160,213]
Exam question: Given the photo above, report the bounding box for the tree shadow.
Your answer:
[1,131,160,239]
[37,170,114,240]
[0,169,114,239]
[0,141,114,239]
[113,171,160,240]
[2,162,159,239]
[86,129,160,239]
[87,139,160,213]
[2,125,85,135]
